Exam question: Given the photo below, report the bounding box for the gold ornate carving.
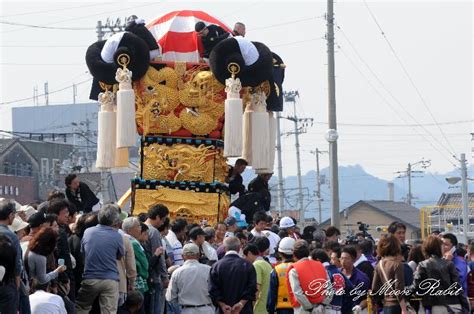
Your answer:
[133,188,230,225]
[135,67,225,136]
[135,66,180,134]
[142,143,228,182]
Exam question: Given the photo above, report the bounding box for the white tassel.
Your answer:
[251,111,270,170]
[241,110,252,164]
[115,147,129,168]
[115,67,136,148]
[241,91,269,170]
[96,91,116,169]
[223,76,243,157]
[256,112,276,174]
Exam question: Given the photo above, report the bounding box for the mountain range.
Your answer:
[241,164,474,221]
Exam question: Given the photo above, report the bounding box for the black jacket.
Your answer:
[248,176,271,211]
[228,168,245,196]
[209,253,257,314]
[66,182,99,213]
[408,255,469,311]
[201,24,230,58]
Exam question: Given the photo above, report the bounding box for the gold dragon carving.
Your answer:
[142,143,228,183]
[134,66,225,136]
[133,188,230,225]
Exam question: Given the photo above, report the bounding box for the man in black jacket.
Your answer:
[248,173,273,211]
[65,174,99,214]
[209,236,256,314]
[195,21,230,59]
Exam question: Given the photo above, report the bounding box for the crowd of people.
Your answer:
[1,183,474,313]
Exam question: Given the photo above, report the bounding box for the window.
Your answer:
[41,158,49,180]
[3,161,10,175]
[52,159,61,177]
[9,186,13,195]
[15,187,19,196]
[25,164,32,177]
[4,186,8,195]
[0,186,2,195]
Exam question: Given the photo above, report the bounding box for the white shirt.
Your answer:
[202,241,218,261]
[251,228,280,263]
[166,230,184,266]
[29,290,67,314]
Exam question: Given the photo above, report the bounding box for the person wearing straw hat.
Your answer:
[166,243,214,313]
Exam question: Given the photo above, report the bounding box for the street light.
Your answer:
[445,153,471,242]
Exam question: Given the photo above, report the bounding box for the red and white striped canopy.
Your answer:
[147,10,232,63]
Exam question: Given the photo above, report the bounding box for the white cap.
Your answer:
[18,205,37,220]
[8,217,29,233]
[279,216,295,229]
[278,237,296,255]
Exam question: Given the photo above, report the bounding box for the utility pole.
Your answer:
[293,99,304,221]
[276,112,285,214]
[311,149,327,224]
[461,153,469,241]
[33,86,38,106]
[396,159,431,205]
[73,84,77,104]
[96,18,126,41]
[282,91,313,221]
[96,21,105,41]
[407,163,412,205]
[44,81,49,105]
[326,0,340,228]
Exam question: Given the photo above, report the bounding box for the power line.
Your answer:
[0,78,92,105]
[0,45,87,48]
[335,27,458,166]
[308,120,473,127]
[249,16,323,32]
[0,21,93,30]
[0,3,111,18]
[269,37,325,48]
[336,44,457,167]
[0,63,84,66]
[0,3,157,34]
[361,0,457,157]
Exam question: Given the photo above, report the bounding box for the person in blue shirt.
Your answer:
[311,249,354,314]
[442,233,468,296]
[76,204,124,314]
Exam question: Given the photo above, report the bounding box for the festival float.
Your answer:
[85,10,285,224]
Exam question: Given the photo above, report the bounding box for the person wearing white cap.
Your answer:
[267,237,295,314]
[17,205,37,222]
[9,217,29,241]
[166,243,214,313]
[279,217,300,240]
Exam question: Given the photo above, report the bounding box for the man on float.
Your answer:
[195,21,231,60]
[232,22,246,37]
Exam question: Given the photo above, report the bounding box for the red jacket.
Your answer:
[286,258,328,307]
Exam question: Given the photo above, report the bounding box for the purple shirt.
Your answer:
[346,267,370,307]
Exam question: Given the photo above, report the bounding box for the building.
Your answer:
[0,138,74,202]
[319,200,421,240]
[423,192,474,234]
[11,103,99,170]
[0,175,35,205]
